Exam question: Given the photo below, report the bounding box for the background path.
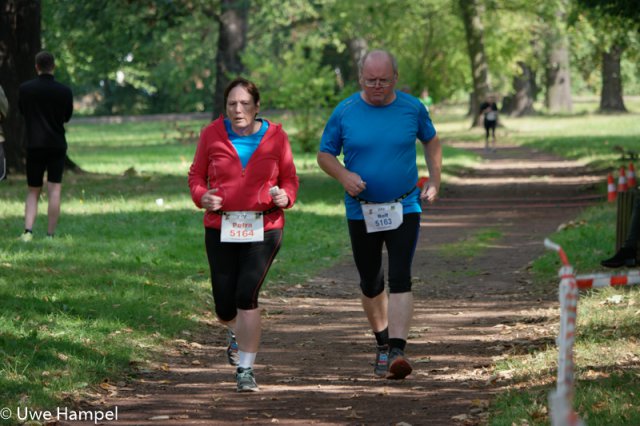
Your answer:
[72,143,604,426]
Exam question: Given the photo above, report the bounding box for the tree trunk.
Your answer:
[503,61,536,117]
[545,5,572,113]
[0,0,41,174]
[600,45,626,113]
[348,37,368,82]
[458,0,491,127]
[212,0,249,118]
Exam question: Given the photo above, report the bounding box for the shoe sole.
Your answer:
[237,386,259,393]
[374,368,388,378]
[601,259,638,268]
[386,357,412,380]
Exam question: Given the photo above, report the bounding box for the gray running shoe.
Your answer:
[374,345,389,377]
[226,329,239,366]
[236,367,259,392]
[387,347,412,380]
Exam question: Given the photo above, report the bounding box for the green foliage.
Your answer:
[38,0,640,117]
[244,30,341,153]
[42,0,217,115]
[568,2,640,96]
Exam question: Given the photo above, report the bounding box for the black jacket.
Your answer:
[19,74,73,150]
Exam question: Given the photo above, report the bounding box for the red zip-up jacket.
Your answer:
[188,116,299,231]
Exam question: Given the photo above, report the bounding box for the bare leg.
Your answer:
[47,182,62,235]
[492,127,497,150]
[235,308,261,353]
[25,186,41,231]
[484,127,490,151]
[388,292,413,340]
[361,291,388,333]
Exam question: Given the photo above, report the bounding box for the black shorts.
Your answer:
[26,148,66,187]
[484,119,497,130]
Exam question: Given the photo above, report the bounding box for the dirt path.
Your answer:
[70,143,604,426]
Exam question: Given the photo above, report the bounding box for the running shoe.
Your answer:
[387,347,412,380]
[236,367,258,392]
[20,232,33,242]
[374,344,389,377]
[226,329,239,366]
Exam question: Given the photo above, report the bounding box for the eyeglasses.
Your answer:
[362,78,394,88]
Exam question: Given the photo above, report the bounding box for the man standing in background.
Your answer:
[19,51,73,241]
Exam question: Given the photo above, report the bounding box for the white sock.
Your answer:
[238,351,257,369]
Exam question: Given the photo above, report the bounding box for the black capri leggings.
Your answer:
[205,227,282,321]
[347,213,421,298]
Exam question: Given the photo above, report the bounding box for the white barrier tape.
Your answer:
[575,270,640,289]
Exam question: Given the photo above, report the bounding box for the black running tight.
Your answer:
[205,228,282,321]
[347,213,421,297]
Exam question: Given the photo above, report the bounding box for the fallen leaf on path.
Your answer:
[99,382,117,391]
[335,406,352,411]
[347,410,363,419]
[452,414,469,421]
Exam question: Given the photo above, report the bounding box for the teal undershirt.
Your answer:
[224,118,269,168]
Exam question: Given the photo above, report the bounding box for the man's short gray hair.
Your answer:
[358,50,398,77]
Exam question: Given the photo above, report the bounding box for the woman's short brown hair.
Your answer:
[223,77,260,107]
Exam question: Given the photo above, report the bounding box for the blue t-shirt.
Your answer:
[225,118,269,168]
[319,91,437,220]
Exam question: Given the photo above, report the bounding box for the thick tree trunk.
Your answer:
[600,45,626,113]
[212,0,249,118]
[502,61,536,117]
[545,6,572,113]
[0,0,41,174]
[458,0,490,127]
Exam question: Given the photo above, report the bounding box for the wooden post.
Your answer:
[616,190,637,251]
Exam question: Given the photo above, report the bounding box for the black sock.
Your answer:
[389,338,406,351]
[374,328,389,347]
[24,229,32,234]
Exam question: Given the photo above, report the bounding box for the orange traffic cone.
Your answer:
[417,176,429,189]
[607,173,616,202]
[627,163,637,189]
[617,166,627,192]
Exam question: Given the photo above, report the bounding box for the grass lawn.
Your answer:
[1,99,639,424]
